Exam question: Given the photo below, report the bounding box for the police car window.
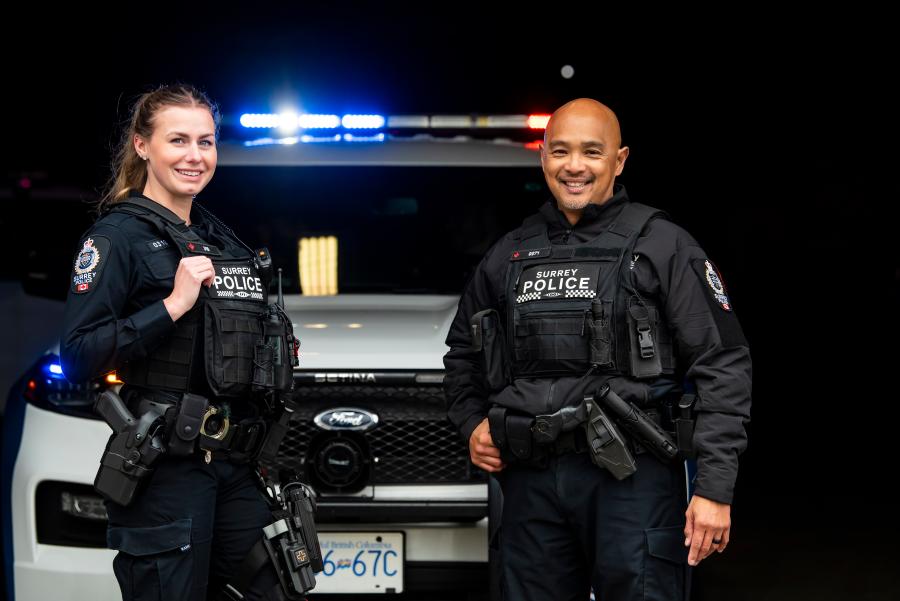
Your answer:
[204,167,545,294]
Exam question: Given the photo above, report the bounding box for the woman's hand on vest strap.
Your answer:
[469,417,506,473]
[164,256,215,321]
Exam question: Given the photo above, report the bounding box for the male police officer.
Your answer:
[443,99,751,601]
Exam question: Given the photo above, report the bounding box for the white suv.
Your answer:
[2,125,544,600]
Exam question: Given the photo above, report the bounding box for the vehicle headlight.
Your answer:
[21,353,112,420]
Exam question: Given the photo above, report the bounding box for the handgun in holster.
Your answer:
[582,396,637,480]
[93,390,167,506]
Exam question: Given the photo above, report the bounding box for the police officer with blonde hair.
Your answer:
[62,84,307,600]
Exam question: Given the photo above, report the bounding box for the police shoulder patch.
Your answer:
[71,235,111,294]
[691,258,732,311]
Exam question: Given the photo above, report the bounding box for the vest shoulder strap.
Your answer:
[607,202,668,239]
[110,199,210,247]
[115,196,185,225]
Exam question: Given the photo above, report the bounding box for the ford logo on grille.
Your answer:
[313,408,379,431]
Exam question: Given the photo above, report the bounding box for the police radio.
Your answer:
[253,267,300,394]
[223,478,322,600]
[263,481,323,596]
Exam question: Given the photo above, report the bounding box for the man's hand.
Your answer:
[684,495,731,566]
[469,418,506,472]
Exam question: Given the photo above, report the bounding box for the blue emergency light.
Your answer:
[45,362,65,379]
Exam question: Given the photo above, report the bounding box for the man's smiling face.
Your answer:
[540,99,629,214]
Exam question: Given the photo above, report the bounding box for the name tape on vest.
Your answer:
[516,262,600,303]
[146,239,169,252]
[511,247,551,261]
[185,241,222,256]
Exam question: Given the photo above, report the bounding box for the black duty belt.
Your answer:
[549,427,655,457]
[129,389,268,463]
[200,413,268,463]
[550,428,590,454]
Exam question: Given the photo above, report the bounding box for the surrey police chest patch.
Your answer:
[516,262,600,304]
[209,262,265,303]
[71,236,110,294]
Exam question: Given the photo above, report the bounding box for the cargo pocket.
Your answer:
[108,518,195,601]
[644,525,688,601]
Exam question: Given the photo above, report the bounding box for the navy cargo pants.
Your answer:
[105,453,282,600]
[495,451,690,601]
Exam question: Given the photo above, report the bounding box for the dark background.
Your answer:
[2,7,897,599]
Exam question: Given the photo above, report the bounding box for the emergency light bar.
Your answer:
[238,113,550,131]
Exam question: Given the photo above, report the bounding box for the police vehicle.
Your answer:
[2,111,551,600]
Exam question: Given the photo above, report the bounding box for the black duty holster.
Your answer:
[93,390,167,506]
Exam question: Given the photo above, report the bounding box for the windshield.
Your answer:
[202,166,548,294]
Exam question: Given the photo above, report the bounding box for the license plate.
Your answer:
[313,531,404,594]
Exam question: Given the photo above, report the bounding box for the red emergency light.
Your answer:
[527,115,551,130]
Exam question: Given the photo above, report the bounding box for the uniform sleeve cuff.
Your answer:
[460,414,486,445]
[691,483,734,505]
[128,300,177,348]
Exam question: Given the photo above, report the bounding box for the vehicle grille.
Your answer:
[261,384,484,486]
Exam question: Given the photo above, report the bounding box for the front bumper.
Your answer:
[9,404,488,599]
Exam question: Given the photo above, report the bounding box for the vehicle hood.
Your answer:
[284,294,460,370]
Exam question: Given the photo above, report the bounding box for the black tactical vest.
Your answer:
[506,202,674,380]
[112,197,289,399]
